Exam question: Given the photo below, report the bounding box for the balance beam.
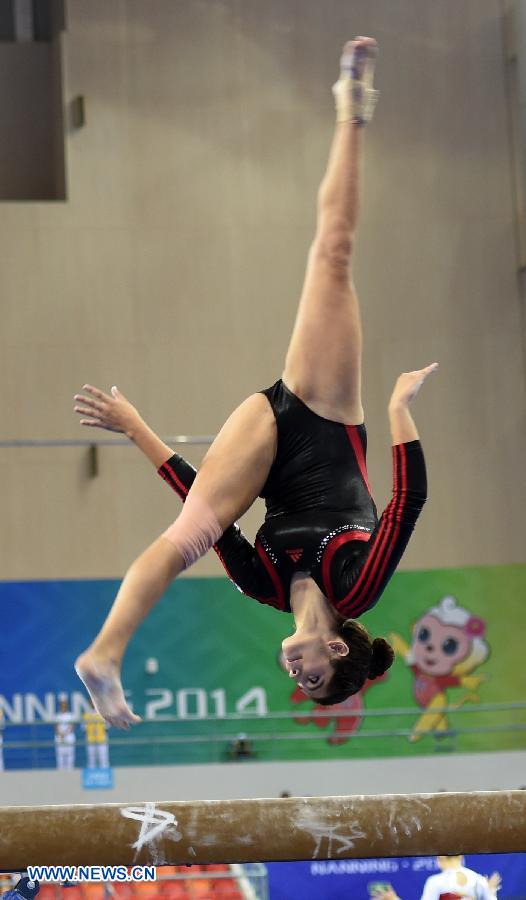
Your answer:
[1,792,525,869]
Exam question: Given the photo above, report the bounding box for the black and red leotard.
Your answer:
[158,380,427,619]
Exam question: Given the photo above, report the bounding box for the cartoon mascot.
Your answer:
[390,595,489,741]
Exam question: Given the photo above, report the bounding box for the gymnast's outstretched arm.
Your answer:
[330,364,438,618]
[74,386,277,603]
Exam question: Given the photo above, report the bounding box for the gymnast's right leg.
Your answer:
[76,393,277,727]
[282,38,379,424]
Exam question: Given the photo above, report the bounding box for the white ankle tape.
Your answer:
[332,75,379,125]
[162,492,223,569]
[332,42,379,125]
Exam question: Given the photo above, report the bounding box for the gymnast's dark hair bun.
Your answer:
[368,638,395,679]
[315,619,395,706]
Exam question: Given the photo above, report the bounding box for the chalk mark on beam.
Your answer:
[120,804,182,863]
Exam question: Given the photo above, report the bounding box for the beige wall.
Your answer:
[0,0,524,579]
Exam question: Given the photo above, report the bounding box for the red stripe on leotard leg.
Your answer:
[321,530,371,603]
[159,464,189,501]
[256,540,287,611]
[213,542,274,607]
[345,426,373,497]
[336,446,400,613]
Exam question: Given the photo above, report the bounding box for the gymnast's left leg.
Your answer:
[76,393,277,727]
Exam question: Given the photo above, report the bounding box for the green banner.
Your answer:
[121,563,526,763]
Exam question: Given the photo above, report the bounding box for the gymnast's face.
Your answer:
[281,633,349,700]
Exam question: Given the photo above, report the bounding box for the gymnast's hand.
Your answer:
[74,384,143,436]
[388,363,439,409]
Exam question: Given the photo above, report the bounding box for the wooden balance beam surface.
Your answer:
[1,792,525,869]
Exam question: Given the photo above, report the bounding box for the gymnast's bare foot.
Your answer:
[75,650,141,729]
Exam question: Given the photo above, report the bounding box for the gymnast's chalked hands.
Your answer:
[388,362,439,409]
[74,384,143,436]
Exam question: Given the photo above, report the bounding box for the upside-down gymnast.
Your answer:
[74,37,438,727]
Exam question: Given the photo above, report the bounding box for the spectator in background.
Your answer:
[227,732,256,761]
[0,877,40,900]
[419,857,501,900]
[54,695,76,770]
[82,699,110,769]
[0,875,15,893]
[372,856,501,900]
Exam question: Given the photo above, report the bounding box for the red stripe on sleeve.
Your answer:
[365,443,407,605]
[336,446,401,614]
[159,464,189,500]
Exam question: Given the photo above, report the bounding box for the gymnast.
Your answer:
[74,37,438,727]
